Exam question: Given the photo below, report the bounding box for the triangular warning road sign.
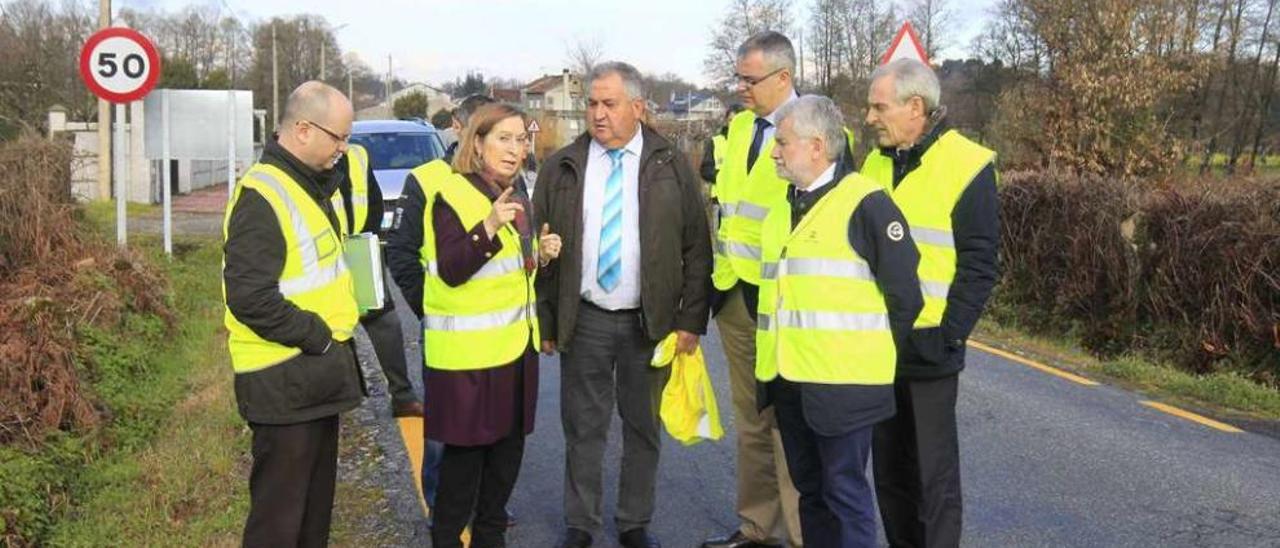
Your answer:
[880,22,930,66]
[527,119,541,133]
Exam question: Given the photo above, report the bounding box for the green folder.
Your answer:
[343,233,384,314]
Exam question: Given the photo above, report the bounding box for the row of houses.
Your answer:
[357,69,730,147]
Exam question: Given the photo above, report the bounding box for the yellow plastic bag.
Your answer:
[651,333,724,446]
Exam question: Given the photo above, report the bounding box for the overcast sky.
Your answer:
[121,0,996,88]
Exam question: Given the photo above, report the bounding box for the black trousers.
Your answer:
[872,374,962,548]
[431,429,526,548]
[242,415,340,548]
[773,381,878,548]
[359,266,417,406]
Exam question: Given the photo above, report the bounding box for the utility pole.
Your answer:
[272,21,279,131]
[320,43,326,81]
[385,55,393,103]
[97,0,111,200]
[348,68,354,103]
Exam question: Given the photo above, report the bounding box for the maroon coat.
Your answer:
[423,173,538,447]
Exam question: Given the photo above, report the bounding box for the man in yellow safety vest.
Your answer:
[223,81,363,547]
[756,94,922,547]
[862,59,1001,548]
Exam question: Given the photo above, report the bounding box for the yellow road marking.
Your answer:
[395,416,430,518]
[968,340,1100,386]
[1140,401,1244,433]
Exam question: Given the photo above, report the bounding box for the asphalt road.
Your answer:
[354,288,1280,548]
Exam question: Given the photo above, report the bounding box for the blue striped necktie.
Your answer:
[597,148,625,292]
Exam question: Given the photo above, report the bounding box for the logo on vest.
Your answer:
[887,221,905,242]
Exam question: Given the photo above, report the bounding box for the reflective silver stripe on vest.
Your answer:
[424,255,524,281]
[251,172,319,267]
[911,226,954,248]
[758,313,772,331]
[424,302,528,332]
[773,310,889,331]
[250,171,346,296]
[761,261,778,280]
[350,195,369,207]
[720,201,769,222]
[724,241,762,261]
[921,280,950,299]
[279,258,346,296]
[734,201,770,222]
[780,258,873,281]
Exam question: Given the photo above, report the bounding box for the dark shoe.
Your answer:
[557,527,592,548]
[701,530,781,548]
[505,507,517,528]
[391,400,425,417]
[619,528,661,548]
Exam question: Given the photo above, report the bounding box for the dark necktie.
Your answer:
[747,117,771,172]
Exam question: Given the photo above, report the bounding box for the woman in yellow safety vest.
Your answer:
[409,103,562,548]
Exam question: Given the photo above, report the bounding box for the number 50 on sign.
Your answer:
[79,27,161,104]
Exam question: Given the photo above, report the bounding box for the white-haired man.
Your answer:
[863,58,1000,548]
[759,94,922,547]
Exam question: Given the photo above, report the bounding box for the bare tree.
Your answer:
[565,36,605,76]
[0,0,97,137]
[704,0,795,86]
[808,0,848,94]
[907,0,954,59]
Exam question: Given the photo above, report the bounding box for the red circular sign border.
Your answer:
[79,27,162,103]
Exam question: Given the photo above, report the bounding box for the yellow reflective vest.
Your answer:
[861,130,995,328]
[713,109,855,290]
[223,164,359,373]
[411,161,539,371]
[709,134,727,201]
[331,145,370,236]
[755,172,896,385]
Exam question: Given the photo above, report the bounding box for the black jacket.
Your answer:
[881,120,1000,379]
[532,125,712,348]
[761,149,924,435]
[699,125,729,184]
[222,140,365,424]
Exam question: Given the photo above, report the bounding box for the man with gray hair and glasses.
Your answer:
[758,94,922,547]
[533,61,711,548]
[707,30,855,548]
[862,58,1000,548]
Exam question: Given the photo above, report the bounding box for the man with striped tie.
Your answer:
[532,61,712,548]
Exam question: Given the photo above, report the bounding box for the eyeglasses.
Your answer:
[303,119,350,143]
[734,67,785,88]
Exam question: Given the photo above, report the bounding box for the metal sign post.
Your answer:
[79,27,162,249]
[162,91,172,256]
[227,89,236,197]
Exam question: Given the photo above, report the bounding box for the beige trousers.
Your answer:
[715,285,803,547]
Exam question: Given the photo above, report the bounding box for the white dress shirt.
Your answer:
[580,126,644,310]
[801,162,838,194]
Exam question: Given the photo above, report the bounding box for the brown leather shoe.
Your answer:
[391,400,424,418]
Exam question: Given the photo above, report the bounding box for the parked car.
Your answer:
[349,119,446,232]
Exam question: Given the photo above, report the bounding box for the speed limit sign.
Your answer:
[79,27,161,103]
